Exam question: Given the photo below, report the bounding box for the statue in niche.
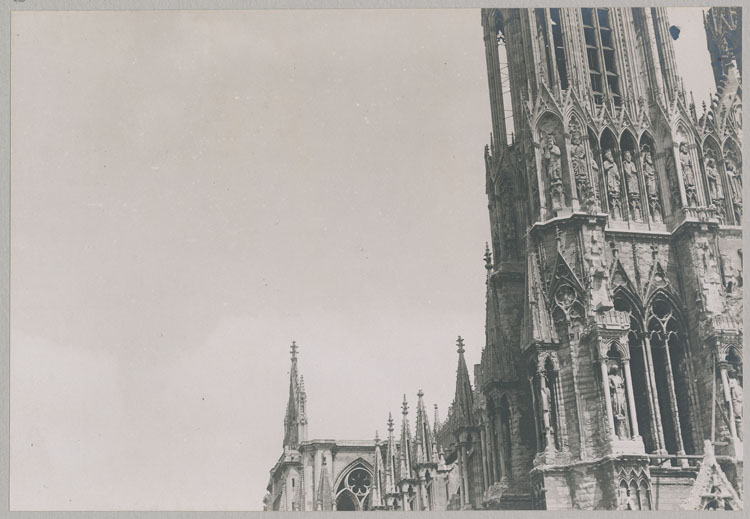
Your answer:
[604,149,622,220]
[679,142,698,207]
[543,133,565,211]
[538,374,560,450]
[622,150,642,221]
[569,127,595,210]
[728,369,743,440]
[666,152,682,211]
[608,364,629,439]
[725,158,742,221]
[641,147,663,222]
[502,201,517,258]
[706,157,724,201]
[705,157,725,221]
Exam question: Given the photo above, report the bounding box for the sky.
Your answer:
[10,7,715,511]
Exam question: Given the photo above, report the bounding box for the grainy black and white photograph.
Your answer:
[7,4,745,512]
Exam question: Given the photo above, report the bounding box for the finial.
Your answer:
[387,413,394,433]
[484,243,492,270]
[402,395,409,415]
[299,375,305,391]
[290,340,298,360]
[375,430,380,444]
[457,336,465,354]
[417,389,424,399]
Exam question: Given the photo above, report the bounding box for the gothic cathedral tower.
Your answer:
[471,7,743,510]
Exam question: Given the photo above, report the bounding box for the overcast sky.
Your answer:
[10,7,714,511]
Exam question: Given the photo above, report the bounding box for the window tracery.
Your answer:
[336,465,373,511]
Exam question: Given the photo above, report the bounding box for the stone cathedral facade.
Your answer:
[264,7,743,511]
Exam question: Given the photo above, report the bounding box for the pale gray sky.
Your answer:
[10,7,714,511]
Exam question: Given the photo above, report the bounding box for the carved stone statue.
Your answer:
[609,364,629,439]
[725,158,742,222]
[604,149,622,219]
[705,157,723,201]
[641,148,663,222]
[570,128,595,209]
[705,157,725,221]
[544,133,565,211]
[622,150,642,221]
[679,142,698,207]
[728,370,743,440]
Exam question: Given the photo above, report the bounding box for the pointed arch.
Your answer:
[333,457,373,511]
[645,288,699,455]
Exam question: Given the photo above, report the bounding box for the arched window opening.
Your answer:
[336,491,357,511]
[647,297,695,455]
[614,294,654,452]
[424,471,433,511]
[549,9,568,90]
[581,8,621,106]
[535,9,555,87]
[336,465,372,512]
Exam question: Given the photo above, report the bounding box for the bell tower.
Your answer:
[474,8,743,509]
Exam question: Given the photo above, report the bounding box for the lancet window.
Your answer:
[581,8,621,106]
[647,295,697,455]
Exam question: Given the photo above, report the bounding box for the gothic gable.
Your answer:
[682,441,743,510]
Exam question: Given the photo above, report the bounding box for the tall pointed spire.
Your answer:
[384,413,398,497]
[370,431,385,509]
[316,454,333,511]
[400,395,413,480]
[453,336,475,428]
[414,390,436,465]
[283,341,306,449]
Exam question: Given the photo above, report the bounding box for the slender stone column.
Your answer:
[622,359,640,437]
[479,425,489,490]
[719,365,739,439]
[660,338,685,455]
[487,416,498,484]
[495,413,508,481]
[600,358,617,438]
[552,373,567,449]
[529,378,543,453]
[643,335,666,451]
[458,446,467,508]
